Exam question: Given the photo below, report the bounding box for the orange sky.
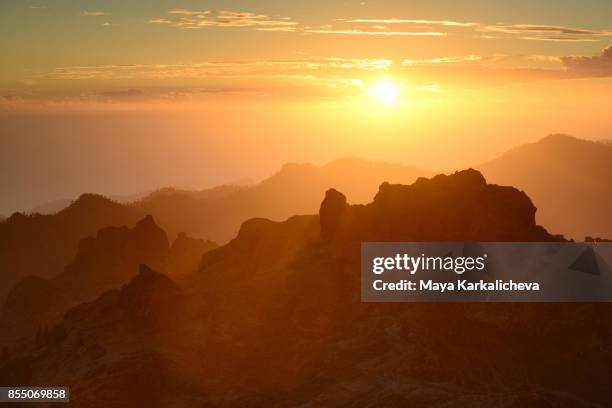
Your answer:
[1,0,611,214]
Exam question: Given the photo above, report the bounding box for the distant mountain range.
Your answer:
[2,170,609,407]
[0,158,427,305]
[133,158,432,242]
[16,134,612,243]
[478,134,612,240]
[18,158,430,242]
[2,134,609,308]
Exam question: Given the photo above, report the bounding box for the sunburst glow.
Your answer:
[368,80,401,105]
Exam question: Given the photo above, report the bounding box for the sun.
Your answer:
[368,80,401,105]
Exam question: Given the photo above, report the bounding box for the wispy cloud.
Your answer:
[313,17,474,36]
[520,36,600,42]
[149,10,297,30]
[484,24,611,35]
[338,18,477,27]
[255,26,297,32]
[148,10,612,44]
[82,11,106,17]
[168,9,210,16]
[526,55,563,63]
[401,55,482,65]
[482,23,612,42]
[9,46,612,109]
[304,28,445,36]
[38,58,393,81]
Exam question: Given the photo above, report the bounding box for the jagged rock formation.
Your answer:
[163,232,217,279]
[325,169,561,243]
[2,170,611,408]
[0,216,169,342]
[132,158,430,243]
[0,194,144,300]
[478,134,612,240]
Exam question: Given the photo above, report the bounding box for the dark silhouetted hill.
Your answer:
[478,134,612,240]
[0,194,145,301]
[0,216,217,343]
[0,216,169,342]
[28,189,158,215]
[133,158,431,242]
[4,170,607,407]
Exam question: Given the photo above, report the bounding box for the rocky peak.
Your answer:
[319,188,348,240]
[322,169,560,242]
[70,215,169,278]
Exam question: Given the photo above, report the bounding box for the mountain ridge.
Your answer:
[477,133,612,240]
[2,169,611,407]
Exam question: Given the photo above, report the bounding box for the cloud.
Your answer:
[483,24,612,42]
[21,48,612,107]
[561,45,612,76]
[82,11,106,16]
[338,18,477,27]
[149,10,297,30]
[255,26,297,32]
[148,11,612,43]
[304,29,445,36]
[168,9,210,16]
[526,55,563,63]
[149,19,172,24]
[484,24,610,35]
[314,17,475,36]
[323,18,612,42]
[401,55,482,65]
[38,58,394,81]
[520,36,600,42]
